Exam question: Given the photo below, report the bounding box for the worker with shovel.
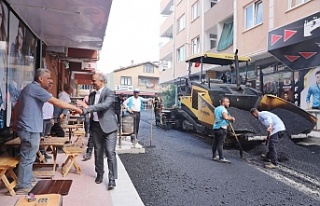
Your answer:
[250,108,286,169]
[212,97,235,163]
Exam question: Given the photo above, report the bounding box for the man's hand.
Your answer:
[128,108,133,114]
[76,100,88,109]
[74,107,83,115]
[267,126,272,133]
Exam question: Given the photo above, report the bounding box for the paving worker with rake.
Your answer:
[212,97,235,163]
[250,108,286,169]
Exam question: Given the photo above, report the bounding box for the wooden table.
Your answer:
[30,180,72,196]
[60,124,83,143]
[5,137,68,171]
[15,194,62,206]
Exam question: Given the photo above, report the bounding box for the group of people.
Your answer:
[212,97,286,169]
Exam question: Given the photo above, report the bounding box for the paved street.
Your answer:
[119,111,320,206]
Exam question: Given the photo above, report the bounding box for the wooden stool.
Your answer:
[61,147,83,177]
[0,157,19,196]
[73,129,85,148]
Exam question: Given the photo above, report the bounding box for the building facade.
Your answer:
[159,0,320,108]
[107,62,161,97]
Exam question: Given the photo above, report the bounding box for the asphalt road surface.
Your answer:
[119,111,320,206]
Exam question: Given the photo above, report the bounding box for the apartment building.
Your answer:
[107,62,161,97]
[159,0,320,108]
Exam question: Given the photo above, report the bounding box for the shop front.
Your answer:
[267,11,320,109]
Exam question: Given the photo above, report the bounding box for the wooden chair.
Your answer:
[0,157,19,196]
[72,129,85,148]
[61,146,83,177]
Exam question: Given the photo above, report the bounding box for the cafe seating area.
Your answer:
[0,114,145,206]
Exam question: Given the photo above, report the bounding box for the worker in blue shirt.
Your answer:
[306,70,320,109]
[250,108,286,169]
[212,97,235,163]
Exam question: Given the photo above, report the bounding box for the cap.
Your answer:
[133,88,140,93]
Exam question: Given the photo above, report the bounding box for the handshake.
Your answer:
[68,100,90,115]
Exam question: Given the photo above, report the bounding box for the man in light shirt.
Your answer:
[58,86,73,103]
[250,108,286,169]
[123,89,152,141]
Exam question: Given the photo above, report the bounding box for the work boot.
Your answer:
[211,156,219,161]
[82,153,92,161]
[264,163,278,169]
[219,158,231,163]
[260,154,271,162]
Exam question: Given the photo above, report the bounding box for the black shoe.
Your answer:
[95,175,103,184]
[82,153,92,161]
[108,180,116,190]
[43,153,52,159]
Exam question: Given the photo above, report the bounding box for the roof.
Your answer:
[113,62,158,73]
[185,52,251,65]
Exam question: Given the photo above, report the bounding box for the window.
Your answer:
[245,1,263,30]
[288,0,309,8]
[192,1,200,21]
[143,64,154,73]
[210,0,219,8]
[120,76,131,85]
[177,46,185,62]
[192,37,200,54]
[138,77,159,88]
[177,14,185,32]
[209,34,217,49]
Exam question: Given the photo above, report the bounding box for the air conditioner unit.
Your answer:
[47,46,68,57]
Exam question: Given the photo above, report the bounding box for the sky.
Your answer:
[97,0,164,74]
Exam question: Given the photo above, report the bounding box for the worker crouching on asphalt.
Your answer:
[250,108,286,169]
[212,97,235,163]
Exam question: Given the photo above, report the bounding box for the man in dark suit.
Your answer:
[77,72,118,190]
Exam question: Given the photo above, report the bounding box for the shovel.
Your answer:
[229,124,243,158]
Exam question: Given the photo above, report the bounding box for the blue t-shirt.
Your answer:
[17,81,52,132]
[306,83,320,107]
[213,105,229,129]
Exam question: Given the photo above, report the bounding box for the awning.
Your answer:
[268,11,320,70]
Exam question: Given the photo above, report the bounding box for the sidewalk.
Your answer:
[0,138,145,206]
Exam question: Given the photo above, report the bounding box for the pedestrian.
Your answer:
[50,106,68,137]
[122,88,152,142]
[40,79,54,160]
[212,97,235,163]
[14,68,82,195]
[76,72,118,190]
[114,93,125,125]
[58,85,73,103]
[152,93,162,120]
[250,108,286,169]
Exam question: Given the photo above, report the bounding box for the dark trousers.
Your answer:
[42,119,53,137]
[50,123,65,137]
[266,131,284,165]
[212,128,227,159]
[132,112,140,135]
[86,134,94,154]
[84,114,90,135]
[91,122,118,181]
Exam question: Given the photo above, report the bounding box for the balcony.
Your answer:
[204,0,233,31]
[160,40,173,61]
[159,68,174,84]
[160,14,173,38]
[161,0,173,15]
